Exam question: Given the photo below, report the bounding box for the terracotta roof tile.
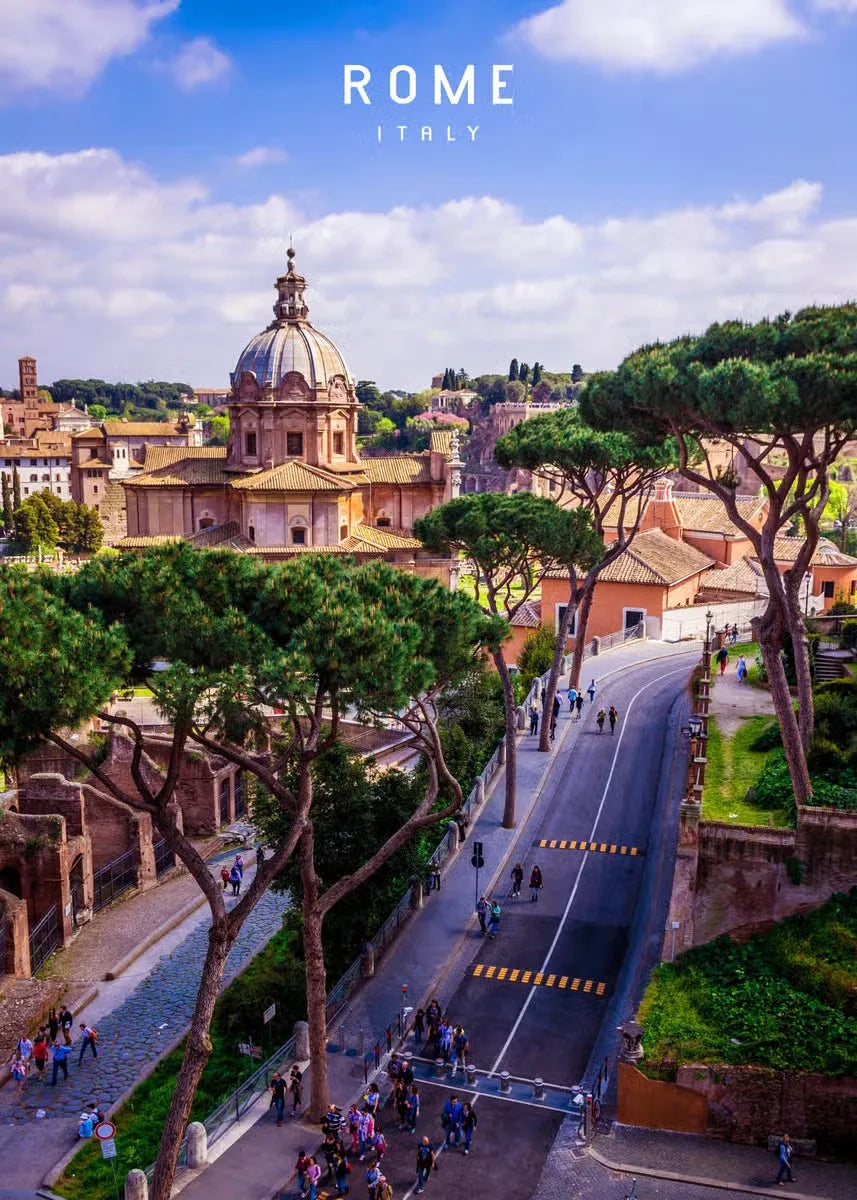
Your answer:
[126,451,228,487]
[770,536,857,568]
[545,528,715,587]
[142,445,226,470]
[509,601,542,628]
[700,557,765,595]
[672,493,767,536]
[115,535,184,548]
[228,461,352,492]
[362,455,433,485]
[102,421,190,437]
[345,524,422,551]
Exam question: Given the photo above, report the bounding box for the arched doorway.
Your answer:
[69,854,85,927]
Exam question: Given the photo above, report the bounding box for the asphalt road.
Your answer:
[371,653,696,1200]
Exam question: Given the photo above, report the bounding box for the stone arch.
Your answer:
[0,866,21,899]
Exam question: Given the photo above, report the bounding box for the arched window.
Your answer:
[198,517,215,530]
[248,524,255,543]
[376,517,391,528]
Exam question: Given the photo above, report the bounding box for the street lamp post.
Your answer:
[804,571,813,617]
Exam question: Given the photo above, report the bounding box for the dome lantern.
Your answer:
[272,246,309,325]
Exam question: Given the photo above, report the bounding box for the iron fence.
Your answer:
[28,904,60,974]
[93,847,139,911]
[153,838,175,876]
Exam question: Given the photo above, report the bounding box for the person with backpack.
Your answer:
[414,1136,436,1193]
[529,864,543,902]
[568,686,577,712]
[488,899,501,938]
[78,1023,98,1063]
[77,1111,94,1140]
[376,1178,393,1200]
[462,1101,478,1154]
[608,705,619,735]
[510,863,524,898]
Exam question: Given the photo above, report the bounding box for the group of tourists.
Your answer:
[219,853,245,896]
[715,643,748,681]
[8,1008,99,1092]
[269,1063,304,1123]
[508,862,543,902]
[474,895,503,936]
[530,680,619,742]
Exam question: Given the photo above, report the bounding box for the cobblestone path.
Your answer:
[0,887,287,1122]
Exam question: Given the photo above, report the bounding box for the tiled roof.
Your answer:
[186,521,253,550]
[545,528,715,587]
[126,453,228,487]
[429,429,453,456]
[362,455,433,485]
[115,535,184,548]
[142,445,226,470]
[700,557,765,595]
[34,431,72,452]
[228,461,352,492]
[72,427,106,440]
[102,421,189,437]
[771,536,857,568]
[672,493,767,536]
[509,601,542,628]
[0,442,70,459]
[344,524,422,551]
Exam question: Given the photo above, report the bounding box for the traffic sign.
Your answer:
[94,1121,116,1141]
[263,1003,276,1024]
[99,1137,117,1160]
[470,841,484,869]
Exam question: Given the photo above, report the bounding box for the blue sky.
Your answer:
[1,0,857,390]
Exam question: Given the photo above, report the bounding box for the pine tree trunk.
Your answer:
[569,580,595,690]
[150,918,235,1200]
[539,570,577,752]
[783,576,815,751]
[300,823,330,1121]
[752,605,812,805]
[493,650,519,829]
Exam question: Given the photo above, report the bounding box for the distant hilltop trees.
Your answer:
[49,378,195,422]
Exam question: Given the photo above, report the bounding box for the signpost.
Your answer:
[95,1121,120,1200]
[263,1003,276,1024]
[470,840,484,911]
[239,1042,263,1060]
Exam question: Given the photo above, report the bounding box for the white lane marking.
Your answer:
[486,664,690,1078]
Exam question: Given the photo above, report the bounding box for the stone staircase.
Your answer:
[814,647,852,682]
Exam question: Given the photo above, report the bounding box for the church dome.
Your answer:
[230,248,354,394]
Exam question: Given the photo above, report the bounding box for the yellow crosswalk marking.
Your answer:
[497,967,508,980]
[596,982,606,996]
[534,839,641,856]
[539,839,547,847]
[558,975,569,989]
[471,965,607,997]
[589,842,597,851]
[600,843,607,853]
[534,972,544,985]
[549,839,557,848]
[620,845,628,854]
[559,840,567,849]
[510,969,520,982]
[571,978,581,990]
[610,844,617,853]
[630,846,638,856]
[546,974,556,987]
[485,965,496,978]
[583,979,593,993]
[521,970,532,984]
[473,964,484,976]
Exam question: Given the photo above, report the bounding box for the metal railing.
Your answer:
[153,838,175,877]
[93,847,140,911]
[29,904,60,974]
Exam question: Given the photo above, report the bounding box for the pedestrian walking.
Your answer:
[462,1101,478,1154]
[47,1007,59,1044]
[488,898,501,937]
[405,1083,420,1133]
[50,1040,71,1085]
[716,645,729,675]
[334,1150,351,1196]
[10,1054,27,1094]
[366,1161,382,1200]
[220,864,230,889]
[776,1134,796,1185]
[413,1008,426,1043]
[270,1071,286,1124]
[78,1024,98,1063]
[426,860,441,893]
[587,679,596,704]
[476,896,488,934]
[17,1034,33,1065]
[451,1026,468,1074]
[510,863,523,898]
[568,686,577,711]
[365,1081,381,1117]
[442,1093,463,1146]
[736,655,748,683]
[229,865,241,895]
[289,1063,303,1114]
[529,864,543,902]
[575,693,584,720]
[234,853,244,878]
[596,707,606,733]
[608,705,619,735]
[60,1006,73,1046]
[414,1136,436,1193]
[323,1104,346,1140]
[32,1032,48,1077]
[295,1149,312,1198]
[306,1156,322,1200]
[528,702,539,735]
[731,624,739,644]
[551,693,561,740]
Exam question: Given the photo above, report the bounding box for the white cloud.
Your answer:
[513,0,806,71]
[0,0,178,92]
[235,147,288,168]
[812,0,857,9]
[1,149,856,391]
[169,36,231,89]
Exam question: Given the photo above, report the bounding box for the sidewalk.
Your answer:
[172,639,702,1200]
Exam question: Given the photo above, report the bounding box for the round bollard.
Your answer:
[186,1121,207,1169]
[533,1077,545,1100]
[465,1063,477,1086]
[434,1057,447,1078]
[499,1070,511,1094]
[125,1168,148,1200]
[403,1050,414,1070]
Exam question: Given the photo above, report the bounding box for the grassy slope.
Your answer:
[703,715,790,827]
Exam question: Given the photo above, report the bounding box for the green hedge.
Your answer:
[638,891,857,1077]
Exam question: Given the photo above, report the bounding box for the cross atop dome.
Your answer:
[271,245,309,325]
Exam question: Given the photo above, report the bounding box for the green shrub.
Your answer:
[752,752,795,815]
[828,601,857,615]
[842,620,857,650]
[516,625,558,695]
[748,721,782,752]
[807,736,845,773]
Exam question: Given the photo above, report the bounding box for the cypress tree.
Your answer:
[12,467,20,511]
[1,473,11,533]
[532,362,542,386]
[519,362,529,384]
[509,358,519,382]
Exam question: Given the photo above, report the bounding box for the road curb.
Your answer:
[588,1144,819,1200]
[103,891,208,980]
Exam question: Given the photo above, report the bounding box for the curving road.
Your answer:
[372,652,696,1200]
